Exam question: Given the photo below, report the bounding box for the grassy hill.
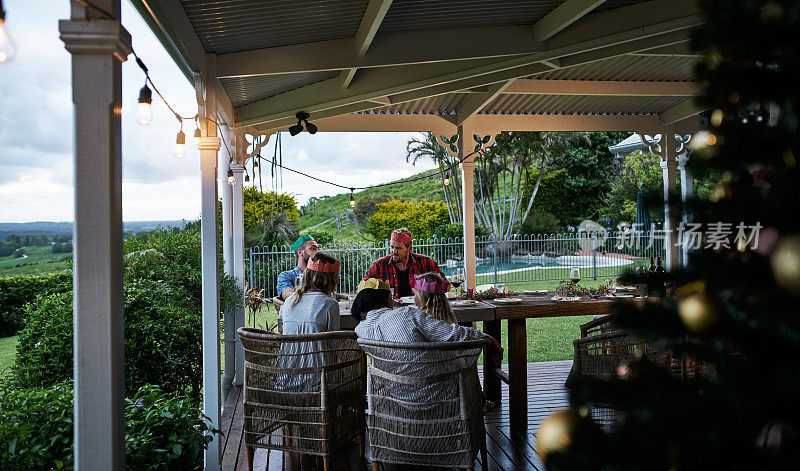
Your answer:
[297,167,448,242]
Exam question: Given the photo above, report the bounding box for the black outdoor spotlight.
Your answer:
[289,111,318,136]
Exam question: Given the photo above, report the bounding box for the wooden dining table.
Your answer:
[332,293,639,431]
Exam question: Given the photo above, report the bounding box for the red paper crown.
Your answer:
[307,258,341,273]
[412,278,450,294]
[391,230,412,243]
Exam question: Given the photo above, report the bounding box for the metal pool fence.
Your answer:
[248,231,667,296]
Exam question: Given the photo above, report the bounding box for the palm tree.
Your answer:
[406,132,462,223]
[245,213,298,248]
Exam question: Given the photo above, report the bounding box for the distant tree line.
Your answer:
[0,234,73,257]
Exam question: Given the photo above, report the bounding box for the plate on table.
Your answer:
[455,299,478,307]
[493,297,522,304]
[605,293,635,299]
[522,290,548,295]
[399,296,415,304]
[551,295,581,302]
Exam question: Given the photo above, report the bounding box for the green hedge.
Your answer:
[0,382,218,470]
[12,283,205,401]
[0,271,72,337]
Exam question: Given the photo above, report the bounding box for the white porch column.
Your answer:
[230,162,246,386]
[458,123,477,290]
[59,4,130,468]
[218,126,235,399]
[660,128,679,270]
[677,151,693,267]
[197,54,221,471]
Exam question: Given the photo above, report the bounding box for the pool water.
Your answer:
[440,255,632,277]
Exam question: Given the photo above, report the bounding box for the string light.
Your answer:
[244,173,250,185]
[193,125,201,147]
[0,1,16,64]
[174,129,186,159]
[135,81,152,126]
[127,48,475,193]
[444,172,451,186]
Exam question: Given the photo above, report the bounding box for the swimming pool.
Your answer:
[440,254,633,277]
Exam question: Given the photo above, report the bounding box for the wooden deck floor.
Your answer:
[221,360,572,471]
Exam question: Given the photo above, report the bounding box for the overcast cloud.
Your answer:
[0,0,432,222]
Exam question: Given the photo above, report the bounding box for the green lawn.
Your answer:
[0,245,72,276]
[0,335,18,378]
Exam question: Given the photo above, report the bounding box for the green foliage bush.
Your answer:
[521,168,568,218]
[13,283,204,401]
[352,194,391,225]
[432,222,489,239]
[367,198,449,241]
[0,382,219,470]
[304,229,335,246]
[0,271,72,337]
[519,211,562,235]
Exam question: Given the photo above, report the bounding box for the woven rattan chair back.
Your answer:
[357,338,487,469]
[237,327,366,469]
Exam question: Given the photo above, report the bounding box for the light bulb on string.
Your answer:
[253,157,259,172]
[244,173,250,185]
[174,129,186,159]
[135,82,152,126]
[193,127,201,147]
[444,172,451,186]
[349,189,355,208]
[0,6,16,64]
[227,169,235,185]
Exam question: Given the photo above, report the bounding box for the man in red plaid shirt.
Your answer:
[364,227,446,299]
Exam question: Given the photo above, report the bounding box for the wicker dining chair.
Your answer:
[572,316,672,427]
[237,327,366,471]
[357,338,488,471]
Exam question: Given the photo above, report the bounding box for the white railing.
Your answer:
[248,231,667,296]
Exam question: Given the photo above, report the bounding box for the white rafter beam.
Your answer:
[533,0,607,42]
[236,0,702,127]
[630,42,702,57]
[504,79,700,96]
[217,25,545,78]
[455,80,515,125]
[340,0,394,88]
[251,112,661,134]
[659,97,707,125]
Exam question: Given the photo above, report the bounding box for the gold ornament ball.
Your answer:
[538,410,578,458]
[679,293,717,332]
[537,410,602,464]
[771,235,800,294]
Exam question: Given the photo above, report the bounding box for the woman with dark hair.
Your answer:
[280,252,341,334]
[350,278,393,323]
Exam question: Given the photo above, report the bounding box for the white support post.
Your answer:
[198,54,221,471]
[660,127,679,271]
[230,161,246,386]
[59,3,130,468]
[459,122,478,290]
[219,125,235,399]
[677,150,693,267]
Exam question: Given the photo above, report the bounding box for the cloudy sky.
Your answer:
[0,0,432,223]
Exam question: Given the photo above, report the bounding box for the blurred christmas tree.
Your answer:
[539,1,800,469]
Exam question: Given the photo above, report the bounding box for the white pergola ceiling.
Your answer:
[132,0,706,136]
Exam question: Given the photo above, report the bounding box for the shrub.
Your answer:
[367,198,449,241]
[0,271,73,337]
[13,283,204,401]
[352,194,391,225]
[519,211,562,235]
[303,229,335,247]
[0,382,219,471]
[432,222,489,239]
[123,227,241,314]
[0,382,73,470]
